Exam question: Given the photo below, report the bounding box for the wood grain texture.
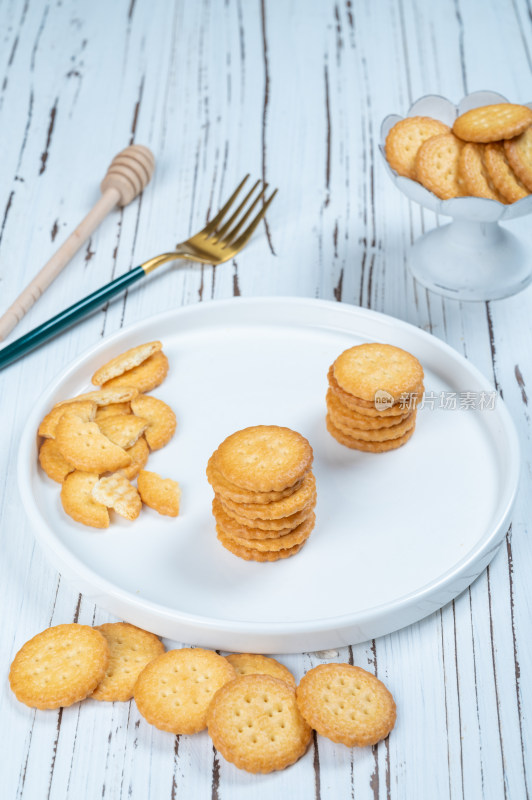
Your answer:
[0,1,530,798]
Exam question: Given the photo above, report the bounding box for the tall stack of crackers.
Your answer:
[207,425,316,561]
[385,102,532,202]
[326,343,424,452]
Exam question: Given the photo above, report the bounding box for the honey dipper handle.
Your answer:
[0,144,155,341]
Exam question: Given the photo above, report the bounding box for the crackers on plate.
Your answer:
[37,341,180,529]
[385,101,532,202]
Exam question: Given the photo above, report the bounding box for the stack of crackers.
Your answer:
[37,340,181,527]
[10,622,396,774]
[385,102,532,201]
[207,425,316,561]
[326,343,424,452]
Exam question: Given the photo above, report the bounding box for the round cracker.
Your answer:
[130,395,176,451]
[9,624,109,709]
[218,494,316,531]
[296,663,396,747]
[61,471,110,528]
[415,132,465,199]
[38,400,97,439]
[219,472,315,520]
[452,103,532,143]
[333,344,424,403]
[326,415,416,452]
[504,127,532,191]
[326,389,411,429]
[91,341,162,386]
[217,512,315,553]
[328,369,416,417]
[215,425,313,492]
[458,142,507,201]
[217,529,307,561]
[207,675,312,773]
[225,654,296,687]
[91,623,165,702]
[102,351,169,394]
[134,648,236,734]
[484,141,530,203]
[328,408,416,442]
[207,454,303,504]
[212,498,303,539]
[55,411,131,473]
[385,116,450,179]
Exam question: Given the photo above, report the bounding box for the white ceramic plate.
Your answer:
[18,298,519,653]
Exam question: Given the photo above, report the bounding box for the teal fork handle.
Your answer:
[0,265,145,371]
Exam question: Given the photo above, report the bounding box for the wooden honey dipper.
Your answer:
[0,144,155,341]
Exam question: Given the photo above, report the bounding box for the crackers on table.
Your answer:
[38,400,97,439]
[61,471,110,528]
[212,497,306,539]
[415,132,465,199]
[296,663,396,747]
[385,116,450,179]
[326,389,410,430]
[329,408,417,442]
[458,142,507,202]
[9,624,109,709]
[207,454,303,505]
[134,648,236,734]
[219,471,316,520]
[452,103,532,143]
[504,126,532,191]
[130,395,176,450]
[216,528,307,561]
[326,414,416,452]
[55,411,131,473]
[484,142,530,203]
[215,425,313,492]
[328,367,420,417]
[119,436,150,481]
[97,413,148,449]
[137,470,181,516]
[92,474,142,521]
[102,351,169,394]
[333,344,424,404]
[218,496,315,531]
[207,674,312,773]
[91,341,162,386]
[225,654,296,687]
[91,623,165,702]
[217,513,315,553]
[39,439,75,483]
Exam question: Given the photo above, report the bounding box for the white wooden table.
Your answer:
[1,1,530,797]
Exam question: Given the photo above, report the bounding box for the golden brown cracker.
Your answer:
[296,663,396,747]
[328,369,415,417]
[219,472,315,520]
[484,141,530,203]
[9,624,109,709]
[326,414,415,452]
[39,439,75,483]
[130,395,176,450]
[218,513,315,553]
[217,529,307,561]
[134,648,236,734]
[61,471,110,528]
[38,400,97,439]
[385,116,450,179]
[326,389,410,429]
[137,470,181,517]
[333,344,424,404]
[225,654,296,687]
[415,132,465,199]
[504,126,532,191]
[91,623,165,702]
[218,494,316,531]
[94,402,131,421]
[91,341,163,386]
[453,103,532,143]
[55,411,131,473]
[212,498,302,539]
[328,408,416,442]
[215,426,313,492]
[207,454,303,504]
[118,436,150,481]
[55,387,139,407]
[207,675,312,773]
[97,413,148,449]
[102,351,169,394]
[458,142,507,201]
[92,474,142,521]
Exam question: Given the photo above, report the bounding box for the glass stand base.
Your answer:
[409,220,532,301]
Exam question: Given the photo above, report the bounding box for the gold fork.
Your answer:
[0,175,277,371]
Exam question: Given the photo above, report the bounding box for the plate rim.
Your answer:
[17,296,520,639]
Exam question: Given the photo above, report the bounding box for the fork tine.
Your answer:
[228,189,278,251]
[221,184,270,246]
[212,179,263,241]
[203,174,250,234]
